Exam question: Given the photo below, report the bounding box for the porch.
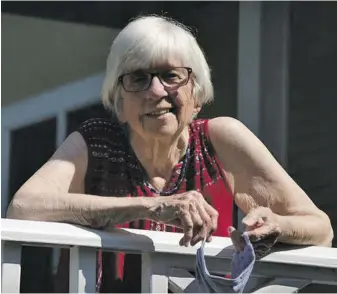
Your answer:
[2,218,337,293]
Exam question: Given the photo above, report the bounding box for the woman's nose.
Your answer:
[147,76,168,99]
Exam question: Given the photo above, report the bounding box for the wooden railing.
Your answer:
[1,218,337,293]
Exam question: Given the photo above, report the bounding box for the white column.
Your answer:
[237,1,262,136]
[56,111,67,148]
[236,2,290,228]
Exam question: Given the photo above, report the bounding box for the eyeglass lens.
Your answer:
[121,67,190,92]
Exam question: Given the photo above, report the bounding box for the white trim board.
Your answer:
[2,73,105,130]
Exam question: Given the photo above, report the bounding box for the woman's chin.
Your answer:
[143,120,181,138]
[146,125,179,138]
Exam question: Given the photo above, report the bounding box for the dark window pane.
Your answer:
[9,118,57,200]
[9,117,56,293]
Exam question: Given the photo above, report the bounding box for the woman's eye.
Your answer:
[163,72,179,80]
[131,74,148,83]
[134,77,146,82]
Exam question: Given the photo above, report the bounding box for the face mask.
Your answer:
[195,232,255,293]
[195,231,279,293]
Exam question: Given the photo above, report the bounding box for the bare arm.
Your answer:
[6,131,154,228]
[209,117,333,247]
[7,131,220,246]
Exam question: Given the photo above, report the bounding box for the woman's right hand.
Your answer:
[149,191,219,246]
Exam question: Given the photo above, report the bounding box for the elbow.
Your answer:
[317,211,334,247]
[323,224,334,247]
[6,193,35,220]
[6,199,24,220]
[321,227,334,247]
[326,227,334,247]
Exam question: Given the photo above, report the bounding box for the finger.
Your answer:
[198,202,218,244]
[228,226,245,251]
[242,211,264,228]
[204,202,219,233]
[206,228,216,243]
[190,213,204,246]
[246,223,279,242]
[205,227,215,243]
[179,212,194,247]
[191,204,211,246]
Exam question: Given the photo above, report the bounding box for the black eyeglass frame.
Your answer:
[118,67,193,92]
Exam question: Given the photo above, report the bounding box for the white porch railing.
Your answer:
[1,218,337,293]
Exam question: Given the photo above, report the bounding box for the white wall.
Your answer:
[1,13,119,106]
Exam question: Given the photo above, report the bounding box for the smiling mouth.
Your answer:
[145,107,177,116]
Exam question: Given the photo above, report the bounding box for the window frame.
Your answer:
[1,73,105,216]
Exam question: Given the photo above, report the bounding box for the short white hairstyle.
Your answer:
[101,15,214,116]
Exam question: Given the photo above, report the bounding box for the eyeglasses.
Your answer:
[118,67,192,92]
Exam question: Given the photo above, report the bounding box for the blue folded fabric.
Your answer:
[195,233,256,293]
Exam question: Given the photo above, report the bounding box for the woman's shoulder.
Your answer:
[209,116,244,129]
[207,116,270,168]
[190,117,245,140]
[208,116,248,141]
[197,116,252,158]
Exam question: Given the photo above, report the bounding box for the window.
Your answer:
[1,73,107,292]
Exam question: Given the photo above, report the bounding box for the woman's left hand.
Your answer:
[242,206,281,241]
[229,207,282,256]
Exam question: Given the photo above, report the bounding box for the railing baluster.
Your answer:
[1,241,22,293]
[141,252,169,293]
[69,246,97,293]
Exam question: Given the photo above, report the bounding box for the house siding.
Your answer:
[288,2,337,246]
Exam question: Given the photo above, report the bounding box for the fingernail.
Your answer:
[227,226,234,233]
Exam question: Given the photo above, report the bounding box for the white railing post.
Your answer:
[69,246,97,293]
[141,252,169,293]
[1,241,22,293]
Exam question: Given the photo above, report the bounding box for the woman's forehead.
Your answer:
[148,60,185,70]
[124,57,186,73]
[122,38,189,72]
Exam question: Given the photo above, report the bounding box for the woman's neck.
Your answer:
[129,128,189,180]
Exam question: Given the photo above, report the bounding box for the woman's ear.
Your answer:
[115,96,126,123]
[117,111,126,123]
[192,105,201,120]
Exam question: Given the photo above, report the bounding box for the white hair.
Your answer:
[101,15,214,116]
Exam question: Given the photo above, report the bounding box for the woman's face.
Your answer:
[118,61,200,141]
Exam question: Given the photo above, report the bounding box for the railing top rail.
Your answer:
[2,218,337,269]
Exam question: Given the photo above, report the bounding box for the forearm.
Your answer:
[276,213,333,247]
[6,192,155,229]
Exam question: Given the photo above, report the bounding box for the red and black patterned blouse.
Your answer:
[55,117,234,293]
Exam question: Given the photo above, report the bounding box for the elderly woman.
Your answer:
[7,15,333,293]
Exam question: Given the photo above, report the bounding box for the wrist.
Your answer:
[273,213,293,243]
[139,196,162,220]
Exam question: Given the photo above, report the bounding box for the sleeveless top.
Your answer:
[55,117,234,293]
